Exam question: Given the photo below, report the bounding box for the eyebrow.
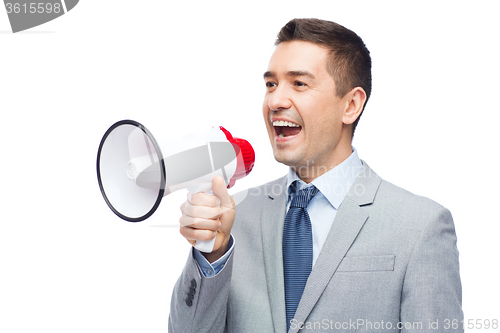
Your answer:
[263,70,316,80]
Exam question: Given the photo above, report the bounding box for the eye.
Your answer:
[266,81,277,88]
[294,81,307,87]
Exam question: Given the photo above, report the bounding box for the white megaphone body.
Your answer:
[97,120,255,253]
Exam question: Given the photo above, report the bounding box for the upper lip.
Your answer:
[271,118,301,127]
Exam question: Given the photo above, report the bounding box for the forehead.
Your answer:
[267,40,330,76]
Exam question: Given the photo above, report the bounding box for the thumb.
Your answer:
[212,176,234,209]
[203,176,235,261]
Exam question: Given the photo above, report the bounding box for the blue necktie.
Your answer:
[283,185,319,331]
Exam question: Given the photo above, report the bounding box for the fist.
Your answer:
[179,176,235,262]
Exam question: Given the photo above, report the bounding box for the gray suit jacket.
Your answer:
[169,162,463,332]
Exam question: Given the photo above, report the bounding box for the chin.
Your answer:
[273,151,299,168]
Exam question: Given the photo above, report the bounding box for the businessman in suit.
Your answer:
[169,18,463,332]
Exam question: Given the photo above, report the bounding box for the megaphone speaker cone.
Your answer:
[97,120,166,222]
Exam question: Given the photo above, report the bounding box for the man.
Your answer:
[169,18,463,333]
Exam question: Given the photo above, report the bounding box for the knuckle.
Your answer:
[187,218,200,228]
[190,218,209,229]
[212,195,221,207]
[189,193,203,205]
[179,226,190,239]
[213,207,223,219]
[195,229,216,241]
[189,205,203,218]
[179,215,195,228]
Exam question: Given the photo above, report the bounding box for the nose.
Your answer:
[267,86,292,111]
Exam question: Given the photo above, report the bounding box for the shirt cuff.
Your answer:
[193,235,235,277]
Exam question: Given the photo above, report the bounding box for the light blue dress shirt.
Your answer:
[286,148,362,266]
[194,148,363,277]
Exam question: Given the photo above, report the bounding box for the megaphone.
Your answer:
[96,120,255,253]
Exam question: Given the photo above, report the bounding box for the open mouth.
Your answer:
[273,120,302,138]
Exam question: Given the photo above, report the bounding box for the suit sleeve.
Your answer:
[168,248,234,333]
[400,206,464,332]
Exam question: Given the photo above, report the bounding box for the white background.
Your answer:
[1,1,499,332]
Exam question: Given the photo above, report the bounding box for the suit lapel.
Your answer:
[290,162,382,333]
[260,176,288,333]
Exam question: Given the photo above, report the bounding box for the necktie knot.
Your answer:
[290,185,319,209]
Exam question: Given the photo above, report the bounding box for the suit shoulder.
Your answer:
[374,179,452,222]
[378,180,443,207]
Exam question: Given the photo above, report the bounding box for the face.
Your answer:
[263,40,353,181]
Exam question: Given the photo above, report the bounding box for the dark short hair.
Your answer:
[276,18,372,136]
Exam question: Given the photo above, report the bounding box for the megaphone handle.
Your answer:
[188,183,217,253]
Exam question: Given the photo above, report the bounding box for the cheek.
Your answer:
[262,97,270,118]
[261,101,274,139]
[305,108,341,142]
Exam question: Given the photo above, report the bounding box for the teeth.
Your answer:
[279,133,285,138]
[273,120,300,127]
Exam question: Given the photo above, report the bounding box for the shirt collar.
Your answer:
[286,147,363,209]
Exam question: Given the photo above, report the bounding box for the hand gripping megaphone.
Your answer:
[96,120,255,253]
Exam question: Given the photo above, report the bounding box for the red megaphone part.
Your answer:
[219,126,255,188]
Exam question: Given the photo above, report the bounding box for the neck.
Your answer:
[292,145,353,183]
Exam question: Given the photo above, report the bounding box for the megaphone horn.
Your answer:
[96,120,255,253]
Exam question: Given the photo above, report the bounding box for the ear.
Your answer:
[342,87,367,125]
